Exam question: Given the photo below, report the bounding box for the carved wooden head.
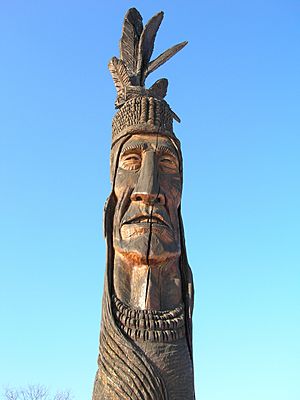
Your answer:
[105,8,188,310]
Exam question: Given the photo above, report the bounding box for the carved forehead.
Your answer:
[120,134,179,157]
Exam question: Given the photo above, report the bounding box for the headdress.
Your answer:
[108,8,187,146]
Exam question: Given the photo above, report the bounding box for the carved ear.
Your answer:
[103,194,116,239]
[148,78,168,99]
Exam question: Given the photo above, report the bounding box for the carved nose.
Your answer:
[130,152,165,205]
[131,192,165,205]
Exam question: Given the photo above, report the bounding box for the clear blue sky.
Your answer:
[1,1,299,399]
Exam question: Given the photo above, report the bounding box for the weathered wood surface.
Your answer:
[93,8,195,400]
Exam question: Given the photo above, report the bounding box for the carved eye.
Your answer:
[159,155,178,173]
[120,153,141,171]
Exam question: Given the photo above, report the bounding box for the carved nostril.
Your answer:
[131,192,165,205]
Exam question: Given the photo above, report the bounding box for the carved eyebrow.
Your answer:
[120,142,178,157]
[120,142,147,155]
[156,145,178,157]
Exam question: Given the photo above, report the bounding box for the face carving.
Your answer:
[112,134,182,266]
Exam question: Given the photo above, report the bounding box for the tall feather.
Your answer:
[137,11,164,85]
[108,57,131,97]
[145,41,188,80]
[120,8,143,76]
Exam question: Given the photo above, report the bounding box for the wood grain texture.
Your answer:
[93,8,195,400]
[108,7,187,108]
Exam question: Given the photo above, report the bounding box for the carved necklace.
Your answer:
[112,295,186,343]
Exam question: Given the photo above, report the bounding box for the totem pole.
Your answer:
[93,8,195,399]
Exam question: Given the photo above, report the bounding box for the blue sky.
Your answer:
[1,1,299,399]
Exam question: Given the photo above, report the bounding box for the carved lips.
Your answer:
[122,212,171,228]
[120,209,174,242]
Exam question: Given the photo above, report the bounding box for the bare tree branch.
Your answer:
[53,392,73,400]
[3,385,73,400]
[4,388,19,400]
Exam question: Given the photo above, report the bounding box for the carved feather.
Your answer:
[171,110,181,123]
[108,57,131,97]
[137,11,164,85]
[149,78,168,99]
[120,8,143,75]
[145,41,188,80]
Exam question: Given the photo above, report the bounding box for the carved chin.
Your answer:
[114,231,181,266]
[120,222,175,243]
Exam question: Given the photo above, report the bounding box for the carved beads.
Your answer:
[112,295,186,342]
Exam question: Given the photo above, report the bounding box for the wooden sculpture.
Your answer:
[92,8,195,399]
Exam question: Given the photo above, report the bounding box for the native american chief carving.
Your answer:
[93,8,195,399]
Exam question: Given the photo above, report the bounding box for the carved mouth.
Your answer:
[124,214,169,227]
